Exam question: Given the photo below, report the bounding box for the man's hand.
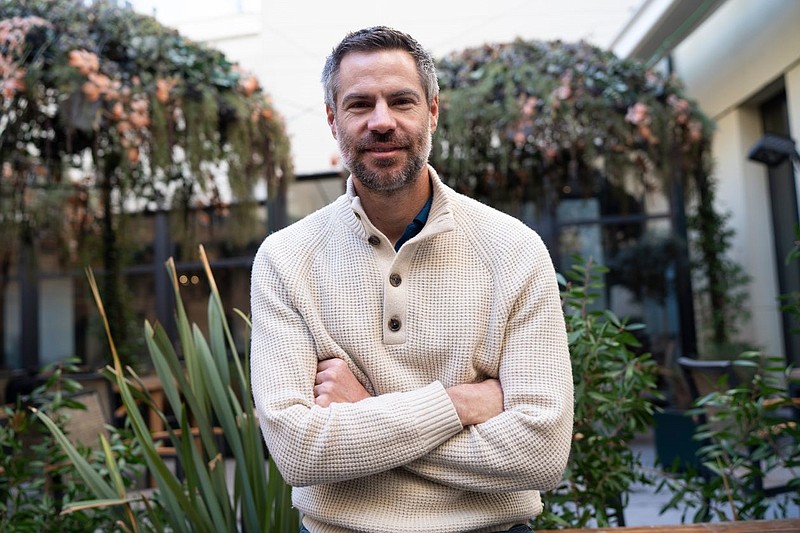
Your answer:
[446,379,504,426]
[314,358,372,407]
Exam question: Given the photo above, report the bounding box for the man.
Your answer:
[250,26,573,533]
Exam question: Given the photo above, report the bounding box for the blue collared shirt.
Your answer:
[394,194,432,251]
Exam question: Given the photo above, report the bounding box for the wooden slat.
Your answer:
[545,519,800,533]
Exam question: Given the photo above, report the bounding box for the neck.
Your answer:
[354,171,431,244]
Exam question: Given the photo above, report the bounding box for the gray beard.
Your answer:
[348,150,429,194]
[339,129,432,195]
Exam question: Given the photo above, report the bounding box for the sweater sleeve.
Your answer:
[401,253,574,493]
[249,243,464,487]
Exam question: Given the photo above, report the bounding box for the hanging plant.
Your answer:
[433,39,712,203]
[433,38,745,351]
[1,0,292,244]
[0,0,292,365]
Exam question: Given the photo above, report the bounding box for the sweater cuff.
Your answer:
[408,381,463,450]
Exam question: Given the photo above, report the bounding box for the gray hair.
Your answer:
[321,26,439,110]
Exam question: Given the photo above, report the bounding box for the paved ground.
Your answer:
[622,432,799,527]
[624,433,691,526]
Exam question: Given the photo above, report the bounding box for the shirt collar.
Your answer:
[394,193,433,251]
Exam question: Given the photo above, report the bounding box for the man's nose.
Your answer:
[367,101,396,133]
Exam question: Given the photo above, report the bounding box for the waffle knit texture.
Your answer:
[250,166,574,533]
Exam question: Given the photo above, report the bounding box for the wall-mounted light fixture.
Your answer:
[747,133,799,168]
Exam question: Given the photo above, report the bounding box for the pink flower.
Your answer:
[68,49,100,76]
[1,69,26,99]
[625,102,649,125]
[521,96,538,117]
[155,77,178,103]
[688,120,703,143]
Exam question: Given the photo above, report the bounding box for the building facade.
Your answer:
[612,0,800,365]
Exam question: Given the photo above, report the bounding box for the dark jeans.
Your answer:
[300,525,532,533]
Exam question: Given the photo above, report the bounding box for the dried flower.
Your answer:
[128,111,150,129]
[625,102,649,126]
[240,75,259,96]
[111,101,125,120]
[688,120,704,143]
[68,49,100,76]
[1,68,26,99]
[82,80,101,102]
[513,131,526,148]
[127,146,139,164]
[520,95,538,117]
[155,77,178,103]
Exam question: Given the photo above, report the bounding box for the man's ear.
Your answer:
[326,104,337,139]
[429,95,439,133]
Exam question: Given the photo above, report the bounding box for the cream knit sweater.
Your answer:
[250,167,573,533]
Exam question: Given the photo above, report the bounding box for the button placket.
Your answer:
[382,255,410,344]
[386,273,403,332]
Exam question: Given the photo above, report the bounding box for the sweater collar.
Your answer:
[345,165,456,244]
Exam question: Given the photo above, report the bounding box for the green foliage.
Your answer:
[36,246,298,531]
[656,353,800,522]
[533,257,662,529]
[606,232,685,304]
[0,358,145,531]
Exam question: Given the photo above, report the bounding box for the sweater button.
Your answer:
[388,318,401,331]
[389,273,402,287]
[368,235,380,246]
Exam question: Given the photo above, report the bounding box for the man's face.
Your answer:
[326,50,439,194]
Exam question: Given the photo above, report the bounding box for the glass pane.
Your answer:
[558,201,604,266]
[559,218,679,360]
[172,203,267,263]
[73,273,103,369]
[126,213,157,266]
[604,219,679,356]
[3,281,21,369]
[39,277,74,366]
[172,264,251,355]
[558,197,600,223]
[288,176,345,224]
[558,171,670,221]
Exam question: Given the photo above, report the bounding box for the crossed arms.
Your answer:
[314,358,504,426]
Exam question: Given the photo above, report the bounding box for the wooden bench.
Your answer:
[545,518,800,533]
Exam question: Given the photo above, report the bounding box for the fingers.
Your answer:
[314,383,334,407]
[315,358,348,384]
[313,358,371,406]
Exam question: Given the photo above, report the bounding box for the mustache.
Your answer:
[356,132,405,150]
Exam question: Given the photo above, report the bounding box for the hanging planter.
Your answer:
[0,0,292,366]
[433,39,745,352]
[433,39,713,204]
